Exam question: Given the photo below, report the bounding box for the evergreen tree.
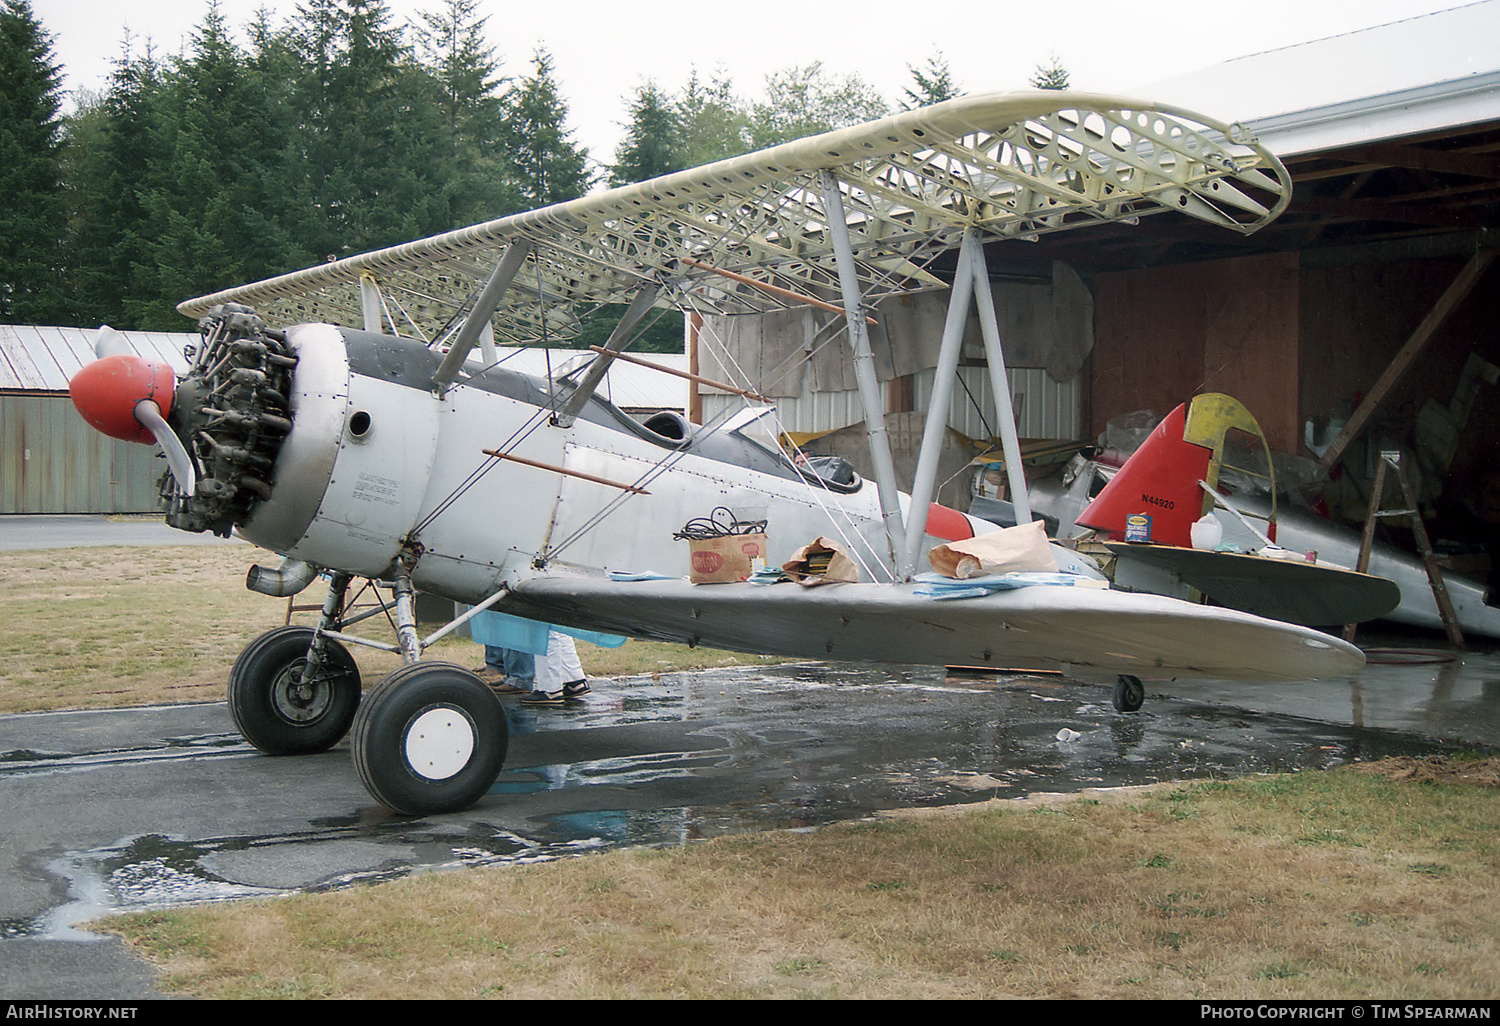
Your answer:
[283,0,350,260]
[674,68,748,165]
[501,49,591,206]
[1030,54,1070,90]
[416,0,499,134]
[319,0,424,247]
[610,80,680,185]
[70,3,311,328]
[236,8,316,275]
[67,42,171,327]
[285,0,459,257]
[62,0,502,327]
[125,3,292,327]
[0,0,70,323]
[901,51,959,109]
[414,0,519,220]
[748,62,887,149]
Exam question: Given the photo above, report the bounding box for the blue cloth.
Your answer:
[471,611,550,654]
[912,571,1099,600]
[470,609,627,653]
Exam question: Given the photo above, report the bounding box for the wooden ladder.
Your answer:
[1344,450,1464,648]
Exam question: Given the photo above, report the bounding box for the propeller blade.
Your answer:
[133,399,198,496]
[94,324,132,359]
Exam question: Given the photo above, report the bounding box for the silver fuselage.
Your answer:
[235,324,971,603]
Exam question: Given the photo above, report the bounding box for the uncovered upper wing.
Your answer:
[176,91,1290,344]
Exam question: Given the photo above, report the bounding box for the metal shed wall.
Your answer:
[701,367,1080,443]
[0,325,191,391]
[1,393,164,514]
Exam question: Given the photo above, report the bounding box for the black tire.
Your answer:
[1113,674,1145,713]
[350,662,508,816]
[228,626,362,755]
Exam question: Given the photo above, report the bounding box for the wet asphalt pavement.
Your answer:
[2,660,1492,998]
[0,516,1496,998]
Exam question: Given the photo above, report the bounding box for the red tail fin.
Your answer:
[1076,404,1210,547]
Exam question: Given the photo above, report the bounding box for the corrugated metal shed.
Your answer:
[0,326,191,513]
[702,367,1079,443]
[1,393,164,513]
[0,325,191,392]
[697,275,1086,453]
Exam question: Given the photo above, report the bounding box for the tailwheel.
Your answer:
[350,662,508,816]
[229,626,361,754]
[1113,673,1145,713]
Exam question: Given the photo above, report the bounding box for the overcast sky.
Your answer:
[29,0,1478,167]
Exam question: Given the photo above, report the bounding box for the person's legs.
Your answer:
[551,634,583,689]
[502,647,535,689]
[523,633,588,704]
[473,644,506,682]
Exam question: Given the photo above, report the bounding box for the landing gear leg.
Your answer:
[1113,674,1145,713]
[391,552,421,664]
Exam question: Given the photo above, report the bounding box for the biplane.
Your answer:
[69,92,1364,815]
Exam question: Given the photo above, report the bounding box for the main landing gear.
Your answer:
[228,626,362,755]
[227,560,511,817]
[351,662,508,816]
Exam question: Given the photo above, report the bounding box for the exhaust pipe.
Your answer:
[246,558,320,597]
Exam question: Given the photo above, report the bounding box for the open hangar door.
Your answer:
[983,110,1499,584]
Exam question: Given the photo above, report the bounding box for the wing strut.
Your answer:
[818,170,904,574]
[971,239,1033,528]
[432,239,533,396]
[900,230,1032,576]
[553,282,660,429]
[359,273,383,333]
[900,230,980,576]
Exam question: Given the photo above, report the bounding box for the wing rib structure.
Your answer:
[178,92,1289,345]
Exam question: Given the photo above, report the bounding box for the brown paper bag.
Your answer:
[929,519,1058,579]
[781,536,860,587]
[688,533,767,584]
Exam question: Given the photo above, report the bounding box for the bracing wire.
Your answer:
[414,278,686,540]
[409,170,970,571]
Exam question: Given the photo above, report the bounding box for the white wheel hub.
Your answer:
[404,707,475,780]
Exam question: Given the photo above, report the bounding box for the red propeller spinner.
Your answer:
[70,327,198,495]
[69,352,177,445]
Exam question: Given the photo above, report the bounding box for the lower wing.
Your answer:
[505,574,1363,682]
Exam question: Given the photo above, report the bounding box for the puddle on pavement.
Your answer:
[1,661,1470,940]
[0,735,252,778]
[6,825,580,941]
